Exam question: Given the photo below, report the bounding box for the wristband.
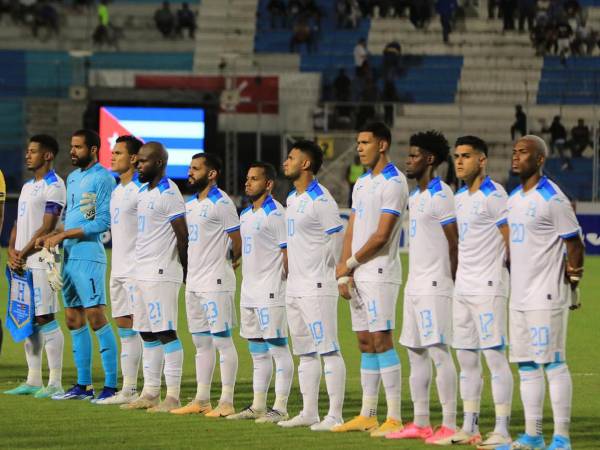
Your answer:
[346,255,360,270]
[337,276,351,286]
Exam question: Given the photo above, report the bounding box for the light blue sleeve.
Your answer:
[81,171,115,237]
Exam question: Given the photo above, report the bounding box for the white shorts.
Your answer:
[109,277,135,318]
[399,294,452,348]
[453,295,508,350]
[133,280,181,333]
[350,281,400,332]
[286,295,340,355]
[240,305,288,340]
[185,290,237,334]
[31,268,59,316]
[509,308,568,364]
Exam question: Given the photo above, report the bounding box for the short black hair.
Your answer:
[455,135,488,157]
[193,152,222,176]
[409,130,449,166]
[249,161,277,181]
[292,139,323,174]
[72,129,101,150]
[30,134,59,156]
[360,121,392,146]
[116,135,143,155]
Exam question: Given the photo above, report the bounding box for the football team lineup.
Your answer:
[2,123,596,450]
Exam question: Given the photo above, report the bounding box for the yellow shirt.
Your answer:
[0,169,5,202]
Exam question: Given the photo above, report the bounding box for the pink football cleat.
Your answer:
[386,422,434,440]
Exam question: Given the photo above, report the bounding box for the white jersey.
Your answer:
[455,176,509,297]
[240,195,287,307]
[351,162,409,284]
[508,176,581,311]
[405,177,455,296]
[286,180,343,297]
[110,174,144,278]
[15,170,66,269]
[186,185,240,293]
[135,177,185,283]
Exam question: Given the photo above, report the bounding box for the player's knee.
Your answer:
[155,330,178,344]
[372,330,393,353]
[356,331,374,353]
[84,307,108,331]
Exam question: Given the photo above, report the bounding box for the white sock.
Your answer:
[268,341,294,412]
[40,321,64,387]
[163,339,183,400]
[377,349,401,420]
[457,349,482,433]
[360,352,381,418]
[250,341,272,411]
[519,364,545,437]
[213,335,238,404]
[407,347,432,427]
[546,363,572,438]
[141,340,164,397]
[24,331,43,386]
[118,328,142,391]
[298,353,321,418]
[430,344,458,430]
[483,348,513,436]
[323,351,345,420]
[192,333,215,403]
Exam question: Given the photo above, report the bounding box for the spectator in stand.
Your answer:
[545,115,568,158]
[93,0,112,46]
[336,0,360,29]
[518,0,537,32]
[289,16,313,52]
[409,0,431,28]
[569,118,592,157]
[501,0,517,31]
[382,40,401,81]
[381,79,399,126]
[154,1,175,37]
[353,37,369,76]
[333,68,352,102]
[268,0,286,29]
[488,0,500,19]
[511,104,527,140]
[32,0,58,38]
[556,18,573,63]
[573,20,598,55]
[355,73,378,129]
[176,2,196,39]
[346,155,364,207]
[547,0,567,22]
[436,0,457,44]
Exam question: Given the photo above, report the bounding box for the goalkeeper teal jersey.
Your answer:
[64,162,115,263]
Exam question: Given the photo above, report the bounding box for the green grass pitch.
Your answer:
[0,252,598,449]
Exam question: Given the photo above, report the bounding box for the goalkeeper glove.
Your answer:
[40,247,63,292]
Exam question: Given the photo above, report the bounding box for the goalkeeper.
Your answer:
[5,135,66,398]
[37,130,118,402]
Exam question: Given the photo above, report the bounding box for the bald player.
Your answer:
[122,142,188,413]
[501,136,584,450]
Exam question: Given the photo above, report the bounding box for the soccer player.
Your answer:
[39,129,118,402]
[96,135,144,405]
[504,135,584,450]
[122,142,188,413]
[227,162,294,423]
[171,153,241,418]
[432,135,514,447]
[278,140,346,431]
[5,135,66,398]
[389,131,459,444]
[332,122,408,437]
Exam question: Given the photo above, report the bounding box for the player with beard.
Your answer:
[38,129,118,402]
[226,162,294,423]
[171,153,242,418]
[122,142,188,413]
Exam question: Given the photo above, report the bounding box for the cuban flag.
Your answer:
[99,106,205,178]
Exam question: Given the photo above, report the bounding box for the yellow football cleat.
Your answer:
[370,417,403,437]
[171,400,213,415]
[205,402,235,418]
[331,415,379,432]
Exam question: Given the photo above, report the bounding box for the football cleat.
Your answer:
[430,428,482,445]
[94,388,139,405]
[278,413,320,428]
[34,385,64,399]
[255,408,289,424]
[52,384,94,400]
[477,431,512,449]
[226,405,266,420]
[4,383,42,396]
[171,400,212,415]
[147,395,180,413]
[205,402,235,418]
[91,386,117,404]
[495,433,545,450]
[386,422,433,440]
[370,417,403,437]
[424,426,457,445]
[310,415,343,431]
[331,415,378,432]
[547,434,571,450]
[120,393,159,410]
